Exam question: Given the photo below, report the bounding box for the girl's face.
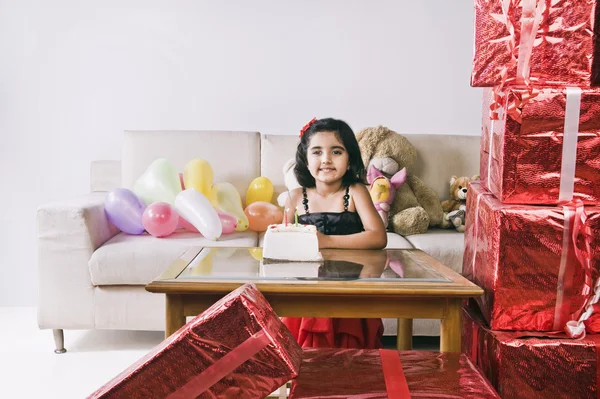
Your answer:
[306,131,350,185]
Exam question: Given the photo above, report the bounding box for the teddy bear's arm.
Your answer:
[441,199,458,213]
[406,175,444,227]
[451,202,465,212]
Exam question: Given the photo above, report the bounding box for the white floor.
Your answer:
[1,307,292,399]
[1,306,169,398]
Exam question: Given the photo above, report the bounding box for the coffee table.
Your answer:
[145,247,483,352]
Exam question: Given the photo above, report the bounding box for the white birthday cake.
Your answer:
[259,260,322,278]
[262,223,323,261]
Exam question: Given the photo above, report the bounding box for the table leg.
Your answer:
[440,299,462,352]
[396,318,413,350]
[165,294,186,338]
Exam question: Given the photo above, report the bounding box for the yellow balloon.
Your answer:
[212,182,249,231]
[246,177,274,206]
[248,248,263,261]
[183,159,214,202]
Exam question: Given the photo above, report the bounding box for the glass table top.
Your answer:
[172,247,452,283]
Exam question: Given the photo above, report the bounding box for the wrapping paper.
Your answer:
[462,303,600,399]
[88,283,302,399]
[289,348,500,398]
[480,86,600,205]
[463,182,600,332]
[471,0,600,87]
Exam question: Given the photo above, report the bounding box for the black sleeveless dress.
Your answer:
[281,186,384,349]
[298,186,364,235]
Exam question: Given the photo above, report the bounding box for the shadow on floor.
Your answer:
[382,335,440,351]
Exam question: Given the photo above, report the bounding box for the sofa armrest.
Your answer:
[37,193,120,329]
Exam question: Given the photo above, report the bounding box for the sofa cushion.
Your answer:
[385,232,414,249]
[257,231,413,249]
[121,131,260,202]
[89,231,258,285]
[404,228,465,273]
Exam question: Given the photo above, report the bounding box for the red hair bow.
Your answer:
[299,117,317,138]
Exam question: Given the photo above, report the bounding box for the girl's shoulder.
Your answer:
[348,182,369,196]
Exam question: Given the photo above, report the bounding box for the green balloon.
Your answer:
[133,158,182,205]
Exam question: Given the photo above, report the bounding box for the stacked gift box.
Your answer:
[464,0,600,397]
[88,283,502,398]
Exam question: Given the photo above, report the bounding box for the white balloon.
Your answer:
[174,189,222,240]
[277,192,289,207]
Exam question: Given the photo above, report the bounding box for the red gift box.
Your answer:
[463,182,600,333]
[471,0,600,87]
[289,348,499,399]
[288,348,500,398]
[88,283,302,399]
[480,86,600,205]
[463,303,600,399]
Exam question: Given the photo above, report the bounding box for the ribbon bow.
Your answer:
[562,199,596,339]
[299,117,317,138]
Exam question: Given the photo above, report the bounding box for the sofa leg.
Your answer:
[53,329,67,354]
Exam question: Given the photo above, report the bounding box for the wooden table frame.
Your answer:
[146,248,483,353]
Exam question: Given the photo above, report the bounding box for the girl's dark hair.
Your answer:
[294,118,366,188]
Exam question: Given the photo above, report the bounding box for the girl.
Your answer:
[283,117,387,349]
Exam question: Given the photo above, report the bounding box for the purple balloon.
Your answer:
[104,188,146,234]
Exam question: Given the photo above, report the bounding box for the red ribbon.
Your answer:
[167,321,273,398]
[379,349,411,398]
[299,117,317,138]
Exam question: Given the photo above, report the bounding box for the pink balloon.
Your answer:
[179,216,199,233]
[142,202,179,238]
[218,210,238,235]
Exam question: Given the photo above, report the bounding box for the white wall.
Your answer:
[0,0,482,306]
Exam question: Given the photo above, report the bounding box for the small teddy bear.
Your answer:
[441,175,479,231]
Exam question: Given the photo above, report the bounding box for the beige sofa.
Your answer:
[37,130,479,352]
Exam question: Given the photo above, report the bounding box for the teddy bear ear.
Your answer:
[471,174,481,181]
[449,175,458,186]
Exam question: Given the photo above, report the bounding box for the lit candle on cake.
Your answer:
[294,206,298,227]
[284,208,288,226]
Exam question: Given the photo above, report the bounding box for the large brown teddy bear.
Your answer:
[356,126,444,236]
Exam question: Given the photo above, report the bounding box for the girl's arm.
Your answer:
[318,184,388,250]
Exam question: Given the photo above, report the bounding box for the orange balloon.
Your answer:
[244,201,283,232]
